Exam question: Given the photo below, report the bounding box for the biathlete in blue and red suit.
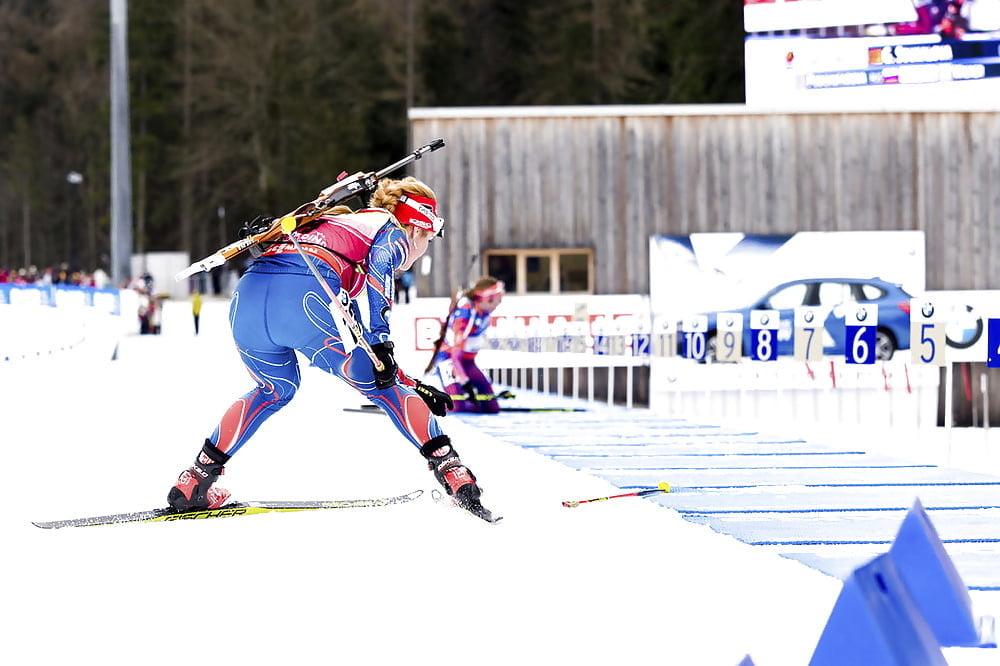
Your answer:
[167,176,494,519]
[428,277,506,413]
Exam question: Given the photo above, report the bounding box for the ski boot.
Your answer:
[421,435,499,523]
[167,439,232,512]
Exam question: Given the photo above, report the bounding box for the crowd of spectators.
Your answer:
[0,263,111,289]
[2,263,166,335]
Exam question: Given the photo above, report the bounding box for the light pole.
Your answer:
[67,171,84,272]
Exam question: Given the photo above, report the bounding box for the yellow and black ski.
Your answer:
[33,489,424,529]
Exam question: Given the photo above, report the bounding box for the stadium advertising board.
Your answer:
[744,0,1000,109]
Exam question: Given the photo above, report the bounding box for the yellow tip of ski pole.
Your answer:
[658,482,671,493]
[280,215,297,234]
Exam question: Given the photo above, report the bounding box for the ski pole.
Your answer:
[466,390,516,401]
[424,252,479,374]
[561,482,671,508]
[176,139,445,280]
[276,216,385,372]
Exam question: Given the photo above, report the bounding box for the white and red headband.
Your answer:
[396,194,444,237]
[475,281,506,300]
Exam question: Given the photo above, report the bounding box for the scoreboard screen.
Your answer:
[744,0,1000,109]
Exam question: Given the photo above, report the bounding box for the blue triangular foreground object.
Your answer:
[888,497,988,647]
[809,553,946,666]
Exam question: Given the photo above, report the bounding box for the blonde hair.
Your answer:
[323,177,437,236]
[369,176,436,216]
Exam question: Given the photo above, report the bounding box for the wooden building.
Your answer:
[409,104,1000,297]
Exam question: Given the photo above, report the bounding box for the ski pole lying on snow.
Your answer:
[561,482,671,508]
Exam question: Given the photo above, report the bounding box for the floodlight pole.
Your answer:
[110,0,134,287]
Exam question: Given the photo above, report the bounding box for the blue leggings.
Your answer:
[210,270,442,456]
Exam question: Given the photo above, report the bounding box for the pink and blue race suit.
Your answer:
[431,296,499,413]
[210,209,441,455]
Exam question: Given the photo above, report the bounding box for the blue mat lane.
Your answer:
[458,407,1000,591]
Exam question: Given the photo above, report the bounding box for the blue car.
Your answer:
[697,277,913,362]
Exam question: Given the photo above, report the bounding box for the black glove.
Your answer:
[370,342,398,389]
[239,215,274,239]
[415,381,454,417]
[496,390,515,400]
[462,381,478,400]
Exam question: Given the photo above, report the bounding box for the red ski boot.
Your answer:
[167,440,232,511]
[421,435,499,523]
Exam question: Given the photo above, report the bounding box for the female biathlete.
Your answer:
[166,176,497,522]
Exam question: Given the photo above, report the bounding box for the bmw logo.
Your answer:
[804,310,815,324]
[922,302,935,318]
[760,314,770,326]
[856,308,868,322]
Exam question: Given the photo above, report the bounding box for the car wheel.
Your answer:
[875,328,896,361]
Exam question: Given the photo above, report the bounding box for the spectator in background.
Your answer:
[192,290,202,335]
[92,267,109,289]
[137,292,152,333]
[395,269,414,304]
[150,296,162,334]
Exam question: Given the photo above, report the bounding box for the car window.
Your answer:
[766,283,808,309]
[856,284,887,301]
[817,282,854,306]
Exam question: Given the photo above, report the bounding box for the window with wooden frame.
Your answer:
[484,249,594,295]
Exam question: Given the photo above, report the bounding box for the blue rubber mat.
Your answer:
[458,404,1000,591]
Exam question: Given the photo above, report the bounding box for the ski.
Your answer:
[499,407,586,413]
[33,489,424,529]
[345,404,587,415]
[430,489,502,524]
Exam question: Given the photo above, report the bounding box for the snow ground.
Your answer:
[2,299,997,666]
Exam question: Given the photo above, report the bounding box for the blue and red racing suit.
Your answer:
[210,209,441,455]
[430,296,499,413]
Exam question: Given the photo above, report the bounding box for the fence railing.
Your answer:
[473,326,943,432]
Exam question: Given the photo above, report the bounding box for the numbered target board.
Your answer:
[716,312,744,363]
[681,315,708,361]
[749,310,779,361]
[988,318,1000,368]
[794,306,827,362]
[845,303,877,365]
[910,299,946,366]
[651,317,678,357]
